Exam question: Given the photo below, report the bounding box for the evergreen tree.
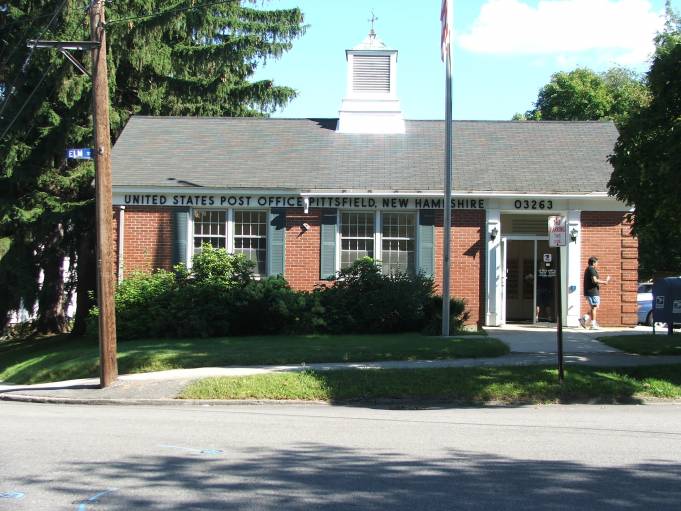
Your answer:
[0,0,305,333]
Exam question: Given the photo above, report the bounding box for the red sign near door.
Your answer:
[548,216,567,247]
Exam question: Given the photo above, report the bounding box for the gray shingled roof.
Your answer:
[112,117,618,194]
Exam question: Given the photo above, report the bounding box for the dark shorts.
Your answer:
[586,295,600,307]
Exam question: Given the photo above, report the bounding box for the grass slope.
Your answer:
[180,365,681,404]
[0,333,508,385]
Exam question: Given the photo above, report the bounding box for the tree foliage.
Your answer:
[608,6,681,277]
[515,67,649,124]
[0,0,305,333]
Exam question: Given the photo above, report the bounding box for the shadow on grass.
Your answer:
[599,334,681,356]
[304,366,649,406]
[12,444,681,510]
[179,366,677,407]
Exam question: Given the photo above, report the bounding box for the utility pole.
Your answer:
[27,0,118,388]
[90,0,118,388]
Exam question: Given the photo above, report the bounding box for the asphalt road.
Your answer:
[2,401,681,510]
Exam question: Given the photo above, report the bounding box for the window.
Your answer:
[340,212,374,269]
[381,213,416,274]
[192,209,267,275]
[234,210,267,275]
[193,210,226,251]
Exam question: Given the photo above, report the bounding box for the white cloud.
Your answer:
[458,0,665,65]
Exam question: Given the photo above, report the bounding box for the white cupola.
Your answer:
[336,28,405,134]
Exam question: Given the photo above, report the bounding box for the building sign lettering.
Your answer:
[120,194,486,210]
[514,199,553,210]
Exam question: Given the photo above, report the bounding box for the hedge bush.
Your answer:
[99,247,469,339]
[318,258,435,334]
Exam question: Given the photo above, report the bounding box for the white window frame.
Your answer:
[337,210,377,270]
[189,208,268,276]
[380,211,418,275]
[191,209,229,253]
[233,209,268,277]
[336,210,418,274]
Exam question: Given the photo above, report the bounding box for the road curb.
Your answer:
[0,393,330,407]
[3,391,681,408]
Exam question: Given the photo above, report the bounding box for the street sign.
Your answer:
[548,216,567,247]
[66,148,92,160]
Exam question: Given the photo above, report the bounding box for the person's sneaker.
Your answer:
[591,321,600,330]
[579,315,588,329]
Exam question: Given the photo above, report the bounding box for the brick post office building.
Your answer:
[111,31,638,328]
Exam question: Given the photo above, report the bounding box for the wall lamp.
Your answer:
[490,226,499,241]
[570,227,579,242]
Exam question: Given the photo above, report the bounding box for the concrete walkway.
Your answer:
[1,325,679,404]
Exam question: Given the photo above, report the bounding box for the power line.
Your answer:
[0,0,68,122]
[0,61,55,141]
[107,0,235,25]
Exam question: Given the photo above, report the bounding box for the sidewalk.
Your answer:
[2,325,680,404]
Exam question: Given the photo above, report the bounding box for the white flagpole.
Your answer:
[441,0,453,336]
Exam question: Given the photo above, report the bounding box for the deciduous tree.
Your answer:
[608,5,681,277]
[515,67,649,124]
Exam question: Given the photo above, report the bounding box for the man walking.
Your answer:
[580,256,610,329]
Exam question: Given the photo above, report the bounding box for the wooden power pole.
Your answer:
[90,0,118,388]
[27,1,118,388]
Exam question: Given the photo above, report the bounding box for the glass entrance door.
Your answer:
[505,240,535,322]
[504,239,558,324]
[535,240,558,323]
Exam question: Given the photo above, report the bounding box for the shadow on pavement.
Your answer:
[16,443,681,510]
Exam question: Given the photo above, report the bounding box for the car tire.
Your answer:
[646,311,654,327]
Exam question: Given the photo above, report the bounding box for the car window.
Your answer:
[638,284,652,293]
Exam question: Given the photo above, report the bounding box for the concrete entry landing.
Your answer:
[486,325,656,354]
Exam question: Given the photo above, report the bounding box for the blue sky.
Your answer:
[254,0,676,120]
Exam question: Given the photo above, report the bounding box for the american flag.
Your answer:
[441,0,451,62]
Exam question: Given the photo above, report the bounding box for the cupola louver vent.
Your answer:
[352,55,390,93]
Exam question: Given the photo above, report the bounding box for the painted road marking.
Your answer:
[0,491,24,500]
[76,488,117,511]
[160,444,224,456]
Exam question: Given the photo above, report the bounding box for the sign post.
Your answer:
[548,216,567,383]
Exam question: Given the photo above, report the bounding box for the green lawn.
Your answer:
[599,334,681,356]
[0,333,508,385]
[180,365,681,404]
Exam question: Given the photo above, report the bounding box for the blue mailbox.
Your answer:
[652,277,681,331]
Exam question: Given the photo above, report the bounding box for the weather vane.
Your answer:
[368,11,378,35]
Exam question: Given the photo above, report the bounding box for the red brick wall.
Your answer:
[434,210,485,327]
[581,212,638,326]
[113,206,486,324]
[284,208,328,291]
[116,206,174,277]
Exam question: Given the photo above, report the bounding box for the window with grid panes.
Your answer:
[381,212,416,274]
[340,212,375,269]
[193,210,227,252]
[234,210,267,275]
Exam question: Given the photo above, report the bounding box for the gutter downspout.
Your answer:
[117,206,125,283]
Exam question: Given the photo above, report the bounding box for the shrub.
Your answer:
[190,244,253,287]
[317,258,437,334]
[114,270,177,339]
[421,295,470,335]
[227,277,323,336]
[105,252,469,340]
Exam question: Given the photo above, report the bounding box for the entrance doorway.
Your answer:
[504,239,558,324]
